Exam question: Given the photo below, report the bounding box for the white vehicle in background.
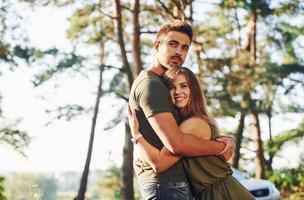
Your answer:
[232,168,280,200]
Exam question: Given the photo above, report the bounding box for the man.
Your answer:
[129,20,234,199]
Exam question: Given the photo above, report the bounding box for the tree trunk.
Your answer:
[120,119,134,200]
[194,47,205,86]
[252,109,265,179]
[266,154,274,171]
[131,0,142,75]
[232,111,245,169]
[112,0,134,89]
[267,109,273,141]
[244,11,257,67]
[265,108,274,171]
[76,42,105,200]
[249,11,256,67]
[112,0,135,199]
[245,2,265,179]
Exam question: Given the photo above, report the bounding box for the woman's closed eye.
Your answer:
[180,83,188,89]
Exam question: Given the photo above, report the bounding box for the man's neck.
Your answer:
[148,66,165,76]
[148,59,166,76]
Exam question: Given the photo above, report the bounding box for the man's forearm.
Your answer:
[147,113,226,157]
[173,133,225,157]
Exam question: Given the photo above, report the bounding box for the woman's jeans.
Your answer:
[139,181,193,200]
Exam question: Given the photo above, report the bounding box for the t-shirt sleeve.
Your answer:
[136,79,171,118]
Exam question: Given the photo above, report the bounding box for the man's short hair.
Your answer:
[156,20,193,43]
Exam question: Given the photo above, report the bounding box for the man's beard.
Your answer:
[169,56,183,68]
[157,57,182,71]
[157,57,169,71]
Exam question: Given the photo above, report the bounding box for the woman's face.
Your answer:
[168,74,190,108]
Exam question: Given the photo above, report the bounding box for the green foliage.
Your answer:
[0,126,30,156]
[279,23,304,43]
[90,167,121,200]
[57,53,84,70]
[13,45,43,63]
[45,104,89,125]
[0,42,11,62]
[32,53,84,86]
[265,121,304,158]
[67,3,114,43]
[4,173,41,200]
[266,166,304,197]
[201,0,303,118]
[272,0,304,16]
[4,173,58,200]
[108,71,129,100]
[36,177,58,200]
[286,104,304,113]
[0,176,7,200]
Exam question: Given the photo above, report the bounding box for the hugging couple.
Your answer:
[128,20,254,200]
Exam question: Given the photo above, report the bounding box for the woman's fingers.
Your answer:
[128,105,137,119]
[128,105,132,117]
[127,105,140,136]
[128,105,138,124]
[132,109,138,121]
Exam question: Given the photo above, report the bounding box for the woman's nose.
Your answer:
[174,87,181,94]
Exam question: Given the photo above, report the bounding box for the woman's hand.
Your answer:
[128,106,140,138]
[215,136,235,161]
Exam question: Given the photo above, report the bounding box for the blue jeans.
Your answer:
[139,181,193,200]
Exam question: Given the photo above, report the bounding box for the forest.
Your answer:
[0,0,303,199]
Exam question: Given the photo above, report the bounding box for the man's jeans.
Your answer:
[139,181,193,200]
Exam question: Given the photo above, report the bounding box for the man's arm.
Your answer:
[148,112,232,157]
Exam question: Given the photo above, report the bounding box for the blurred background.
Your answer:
[0,0,303,199]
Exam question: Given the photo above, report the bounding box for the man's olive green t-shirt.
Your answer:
[129,69,187,183]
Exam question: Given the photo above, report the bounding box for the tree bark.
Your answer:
[252,109,265,179]
[267,108,273,141]
[232,111,245,169]
[265,108,273,171]
[112,0,134,89]
[244,11,257,67]
[245,2,266,179]
[76,42,105,200]
[131,0,142,75]
[120,119,134,200]
[112,0,135,199]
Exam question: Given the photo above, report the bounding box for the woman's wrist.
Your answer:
[131,134,143,144]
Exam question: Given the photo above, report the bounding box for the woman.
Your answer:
[128,67,254,199]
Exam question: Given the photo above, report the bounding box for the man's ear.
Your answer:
[153,41,160,50]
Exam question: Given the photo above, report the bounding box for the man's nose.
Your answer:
[175,46,182,55]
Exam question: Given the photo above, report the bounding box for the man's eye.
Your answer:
[169,42,177,47]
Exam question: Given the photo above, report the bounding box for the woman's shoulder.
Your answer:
[181,116,209,127]
[180,116,211,140]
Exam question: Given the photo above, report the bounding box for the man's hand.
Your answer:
[133,157,146,175]
[215,137,235,161]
